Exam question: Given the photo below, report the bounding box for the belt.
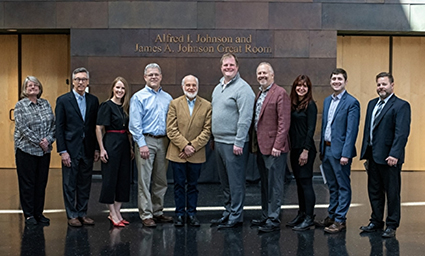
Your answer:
[325,141,331,146]
[106,130,127,134]
[144,133,166,139]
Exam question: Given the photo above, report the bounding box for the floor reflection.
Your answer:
[361,232,400,256]
[259,229,281,255]
[21,224,46,256]
[100,227,130,256]
[1,171,425,255]
[295,229,314,256]
[221,227,244,256]
[326,231,348,256]
[65,227,91,256]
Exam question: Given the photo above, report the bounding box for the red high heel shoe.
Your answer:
[120,219,130,225]
[108,216,125,227]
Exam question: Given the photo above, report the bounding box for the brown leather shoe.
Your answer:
[315,216,334,227]
[153,214,173,223]
[68,218,82,227]
[324,221,346,233]
[142,218,157,227]
[79,216,95,225]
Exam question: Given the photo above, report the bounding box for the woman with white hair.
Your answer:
[14,76,55,225]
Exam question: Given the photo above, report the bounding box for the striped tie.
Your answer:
[372,100,384,128]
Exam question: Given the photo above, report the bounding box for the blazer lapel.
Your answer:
[331,92,347,125]
[68,92,84,121]
[374,95,396,128]
[179,97,192,134]
[323,97,330,127]
[258,84,275,120]
[366,98,378,130]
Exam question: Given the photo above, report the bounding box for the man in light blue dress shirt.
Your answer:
[129,63,173,227]
[318,68,360,233]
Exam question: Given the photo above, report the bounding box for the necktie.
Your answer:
[372,100,384,128]
[78,95,86,121]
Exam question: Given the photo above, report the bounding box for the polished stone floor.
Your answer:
[1,169,425,255]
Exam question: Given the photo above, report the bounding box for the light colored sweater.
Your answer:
[211,73,255,147]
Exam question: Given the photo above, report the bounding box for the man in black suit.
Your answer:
[56,67,100,227]
[359,72,411,238]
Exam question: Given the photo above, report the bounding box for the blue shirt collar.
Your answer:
[72,89,85,99]
[332,90,346,100]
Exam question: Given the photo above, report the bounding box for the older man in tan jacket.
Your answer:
[166,74,212,227]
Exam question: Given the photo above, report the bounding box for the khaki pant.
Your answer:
[135,137,169,220]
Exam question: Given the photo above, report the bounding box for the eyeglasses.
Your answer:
[146,73,161,77]
[74,78,89,83]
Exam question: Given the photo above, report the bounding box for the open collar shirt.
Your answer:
[324,90,346,142]
[129,85,172,147]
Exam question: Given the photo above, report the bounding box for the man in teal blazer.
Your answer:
[318,68,360,233]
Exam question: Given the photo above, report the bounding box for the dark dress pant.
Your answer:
[99,133,131,204]
[290,148,316,216]
[367,155,401,228]
[322,145,352,223]
[171,161,202,216]
[62,146,94,219]
[257,151,287,226]
[16,148,50,218]
[215,142,249,222]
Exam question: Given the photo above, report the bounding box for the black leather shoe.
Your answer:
[25,216,37,225]
[258,224,280,233]
[251,218,267,226]
[286,212,305,227]
[360,222,383,233]
[382,227,396,238]
[217,220,242,229]
[293,215,315,231]
[211,216,228,225]
[174,216,184,227]
[36,215,50,224]
[188,216,200,227]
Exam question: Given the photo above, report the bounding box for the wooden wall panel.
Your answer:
[0,35,18,168]
[337,36,390,170]
[21,35,70,168]
[392,37,425,171]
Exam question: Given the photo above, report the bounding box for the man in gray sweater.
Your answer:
[210,53,255,229]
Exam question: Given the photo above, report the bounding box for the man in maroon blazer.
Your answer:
[250,62,291,232]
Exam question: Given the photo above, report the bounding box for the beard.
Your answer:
[378,90,390,99]
[184,90,198,99]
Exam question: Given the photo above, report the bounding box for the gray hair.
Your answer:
[257,62,274,74]
[181,75,199,87]
[144,63,162,75]
[21,76,43,99]
[72,67,90,80]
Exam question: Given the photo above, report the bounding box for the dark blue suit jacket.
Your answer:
[320,91,360,159]
[55,91,99,159]
[360,95,411,165]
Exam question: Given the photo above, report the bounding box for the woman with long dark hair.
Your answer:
[286,75,317,231]
[96,77,134,227]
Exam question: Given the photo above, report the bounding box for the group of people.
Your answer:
[14,53,410,239]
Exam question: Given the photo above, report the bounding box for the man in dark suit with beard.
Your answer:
[359,72,411,238]
[56,67,100,227]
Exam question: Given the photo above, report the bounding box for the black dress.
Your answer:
[97,100,131,204]
[289,101,317,179]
